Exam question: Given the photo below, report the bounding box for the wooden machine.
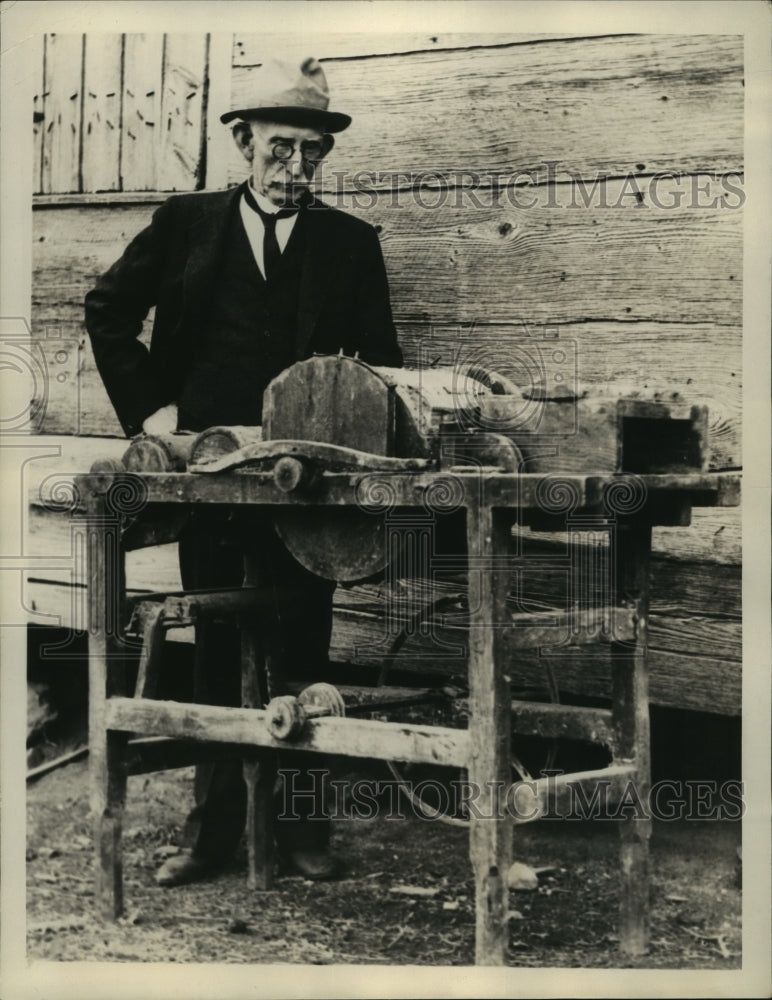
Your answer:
[78,354,740,965]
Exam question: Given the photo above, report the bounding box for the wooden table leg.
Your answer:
[466,498,513,966]
[86,495,128,920]
[612,518,652,956]
[242,751,277,890]
[241,560,276,890]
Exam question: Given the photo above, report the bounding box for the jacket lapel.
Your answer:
[296,198,340,358]
[180,185,243,333]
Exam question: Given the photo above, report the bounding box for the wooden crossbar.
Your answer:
[509,763,639,820]
[106,697,471,768]
[510,701,616,748]
[505,606,636,649]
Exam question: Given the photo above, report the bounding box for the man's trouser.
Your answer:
[177,507,337,863]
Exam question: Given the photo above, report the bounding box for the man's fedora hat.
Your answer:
[220,56,351,133]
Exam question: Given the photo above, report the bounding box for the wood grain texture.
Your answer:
[81,34,123,192]
[263,355,392,453]
[465,504,512,964]
[30,192,742,463]
[32,34,45,194]
[328,586,742,664]
[321,180,743,328]
[106,696,471,767]
[158,34,207,191]
[329,612,741,716]
[232,33,584,65]
[204,32,235,190]
[32,179,744,325]
[86,498,128,919]
[230,34,743,183]
[41,34,84,194]
[121,34,164,191]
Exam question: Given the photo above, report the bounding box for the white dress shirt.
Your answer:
[239,183,300,280]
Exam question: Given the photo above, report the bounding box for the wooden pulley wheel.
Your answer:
[265,695,306,741]
[265,684,345,741]
[298,682,346,718]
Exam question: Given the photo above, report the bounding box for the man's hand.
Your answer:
[142,403,178,436]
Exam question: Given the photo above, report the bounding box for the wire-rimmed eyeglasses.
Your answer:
[270,139,327,164]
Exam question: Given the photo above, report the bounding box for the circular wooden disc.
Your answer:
[264,356,392,583]
[298,682,346,717]
[274,506,387,583]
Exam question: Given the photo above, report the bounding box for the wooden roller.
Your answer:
[188,425,264,466]
[86,435,193,491]
[122,433,196,472]
[93,429,267,476]
[87,435,195,546]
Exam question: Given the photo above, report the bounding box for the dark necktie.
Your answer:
[243,185,299,282]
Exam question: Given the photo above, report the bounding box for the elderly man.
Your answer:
[85,57,402,886]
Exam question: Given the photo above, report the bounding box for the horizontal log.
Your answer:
[516,513,742,567]
[504,606,635,649]
[332,612,742,716]
[32,320,743,471]
[33,180,744,327]
[122,433,195,473]
[148,587,299,622]
[71,468,738,512]
[24,446,742,562]
[105,697,471,767]
[344,185,743,329]
[316,684,455,716]
[510,701,615,748]
[335,576,744,661]
[188,425,264,465]
[230,34,743,181]
[333,593,743,666]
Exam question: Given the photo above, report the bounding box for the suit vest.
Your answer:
[177,203,306,431]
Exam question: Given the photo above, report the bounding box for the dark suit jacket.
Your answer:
[85,184,402,437]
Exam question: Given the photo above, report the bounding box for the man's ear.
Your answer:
[321,133,335,158]
[231,123,254,162]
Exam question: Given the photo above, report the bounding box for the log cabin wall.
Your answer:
[28,32,742,715]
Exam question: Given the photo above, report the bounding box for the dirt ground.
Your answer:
[26,758,741,968]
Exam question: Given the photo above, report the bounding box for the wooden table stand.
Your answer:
[79,467,738,966]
